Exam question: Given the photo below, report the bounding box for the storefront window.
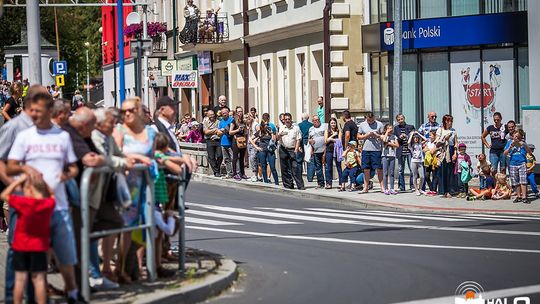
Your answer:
[452,0,479,16]
[422,52,449,120]
[371,56,381,117]
[381,55,390,120]
[484,0,515,13]
[402,0,417,20]
[518,47,529,121]
[402,54,418,127]
[371,0,379,23]
[420,0,447,18]
[380,0,389,22]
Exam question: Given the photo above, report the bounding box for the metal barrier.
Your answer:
[79,164,157,301]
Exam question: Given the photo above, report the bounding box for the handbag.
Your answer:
[235,136,247,149]
[303,143,312,163]
[105,173,132,209]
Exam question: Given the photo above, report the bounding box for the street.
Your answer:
[184,182,540,304]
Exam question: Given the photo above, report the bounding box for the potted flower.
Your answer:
[124,22,167,40]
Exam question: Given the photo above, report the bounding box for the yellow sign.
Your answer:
[55,75,65,87]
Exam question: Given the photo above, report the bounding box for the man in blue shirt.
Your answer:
[418,112,439,139]
[218,107,234,178]
[297,113,314,181]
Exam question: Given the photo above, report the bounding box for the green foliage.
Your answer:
[0,6,102,95]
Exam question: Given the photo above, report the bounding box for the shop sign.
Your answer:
[171,70,198,89]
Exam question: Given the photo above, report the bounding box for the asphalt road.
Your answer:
[184,182,540,304]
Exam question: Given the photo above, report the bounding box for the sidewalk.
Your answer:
[0,233,237,304]
[193,174,540,215]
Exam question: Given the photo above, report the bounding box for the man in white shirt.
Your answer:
[277,113,305,190]
[7,92,86,303]
[308,115,327,188]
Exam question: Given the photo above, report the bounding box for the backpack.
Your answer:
[460,161,472,184]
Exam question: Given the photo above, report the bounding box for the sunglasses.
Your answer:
[121,107,137,115]
[430,115,437,118]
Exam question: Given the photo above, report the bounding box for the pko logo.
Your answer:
[454,281,530,304]
[383,23,395,46]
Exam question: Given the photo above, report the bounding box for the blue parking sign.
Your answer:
[53,61,68,75]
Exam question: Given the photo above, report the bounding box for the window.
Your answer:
[381,55,390,119]
[371,56,381,117]
[420,0,447,18]
[518,47,529,121]
[402,54,418,127]
[484,0,514,13]
[422,52,449,119]
[452,0,479,16]
[371,0,379,23]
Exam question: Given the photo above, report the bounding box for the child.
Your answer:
[468,166,495,201]
[185,121,203,143]
[340,141,361,192]
[424,130,439,195]
[504,129,532,204]
[154,133,185,207]
[492,173,512,200]
[381,124,399,195]
[476,153,492,189]
[526,144,538,198]
[0,174,55,304]
[408,131,426,196]
[455,143,473,198]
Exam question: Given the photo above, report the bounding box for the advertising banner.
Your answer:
[197,51,212,75]
[171,70,198,89]
[450,58,514,158]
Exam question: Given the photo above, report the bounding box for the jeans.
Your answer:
[325,153,343,186]
[206,140,223,175]
[248,144,258,174]
[5,208,35,304]
[312,153,325,186]
[306,160,315,182]
[425,166,438,192]
[457,178,469,194]
[355,171,376,186]
[221,146,234,177]
[438,160,455,195]
[528,173,538,193]
[398,154,413,190]
[479,176,486,189]
[257,150,279,185]
[342,166,358,185]
[90,240,101,279]
[489,150,507,173]
[232,144,247,176]
[382,156,396,191]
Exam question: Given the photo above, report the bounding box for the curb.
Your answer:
[193,173,540,216]
[134,259,238,304]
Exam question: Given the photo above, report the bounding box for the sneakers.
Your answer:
[67,293,88,304]
[457,193,467,198]
[513,197,522,203]
[241,174,249,180]
[384,190,390,195]
[89,276,119,290]
[522,198,531,204]
[466,196,476,201]
[233,174,242,181]
[390,189,398,195]
[214,173,221,177]
[250,176,258,182]
[416,191,422,196]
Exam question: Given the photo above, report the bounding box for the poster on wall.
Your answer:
[450,59,514,158]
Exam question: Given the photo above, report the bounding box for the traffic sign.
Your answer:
[55,75,65,87]
[53,61,68,75]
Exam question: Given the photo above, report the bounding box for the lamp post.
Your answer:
[84,41,90,103]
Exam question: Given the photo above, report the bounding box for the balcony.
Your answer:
[179,13,230,45]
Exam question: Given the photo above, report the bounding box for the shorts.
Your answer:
[509,163,527,186]
[489,150,507,171]
[50,209,78,266]
[13,251,48,272]
[362,151,382,170]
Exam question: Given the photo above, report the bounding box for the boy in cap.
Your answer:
[340,141,361,192]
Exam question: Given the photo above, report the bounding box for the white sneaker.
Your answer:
[416,191,422,196]
[250,176,258,182]
[89,276,119,290]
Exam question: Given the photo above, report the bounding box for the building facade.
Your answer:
[362,0,529,157]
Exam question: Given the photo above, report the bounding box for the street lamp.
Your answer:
[84,41,91,104]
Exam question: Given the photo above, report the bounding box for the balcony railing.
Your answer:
[179,13,229,45]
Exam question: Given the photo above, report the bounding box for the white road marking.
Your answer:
[185,217,243,226]
[187,203,367,224]
[391,283,540,304]
[306,208,470,222]
[187,202,540,236]
[186,210,300,225]
[366,210,529,222]
[256,207,419,223]
[186,226,540,254]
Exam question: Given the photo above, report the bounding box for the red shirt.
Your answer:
[9,195,55,252]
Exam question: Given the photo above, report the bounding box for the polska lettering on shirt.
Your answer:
[26,144,66,154]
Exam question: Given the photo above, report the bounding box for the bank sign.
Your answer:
[365,11,527,52]
[171,70,198,89]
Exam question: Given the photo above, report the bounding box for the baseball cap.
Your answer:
[529,144,535,150]
[156,96,179,109]
[348,140,356,146]
[458,143,466,148]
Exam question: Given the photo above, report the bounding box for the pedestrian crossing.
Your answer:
[185,202,540,232]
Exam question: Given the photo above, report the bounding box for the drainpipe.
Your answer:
[323,0,332,122]
[243,0,250,111]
